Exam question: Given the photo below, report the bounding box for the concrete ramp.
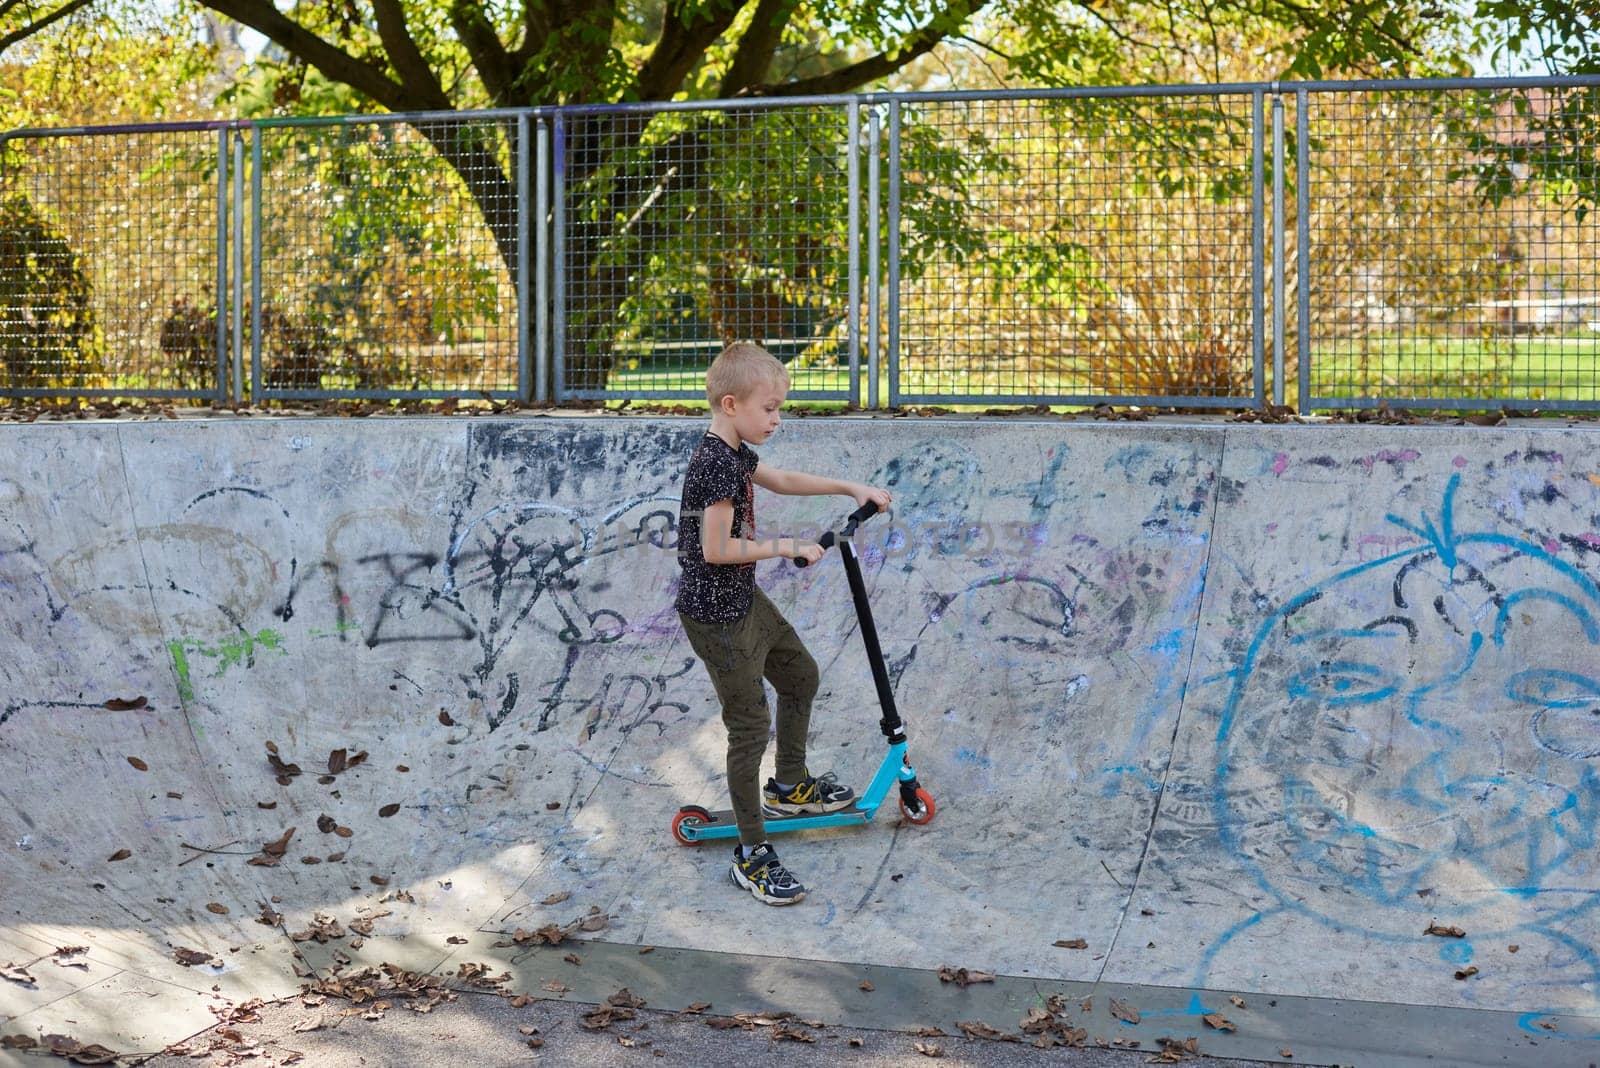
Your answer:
[1,417,1598,1065]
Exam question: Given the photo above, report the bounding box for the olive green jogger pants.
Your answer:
[680,587,820,846]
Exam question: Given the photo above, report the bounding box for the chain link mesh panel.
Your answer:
[0,127,224,398]
[1301,85,1600,411]
[253,117,521,399]
[557,103,855,401]
[893,91,1262,407]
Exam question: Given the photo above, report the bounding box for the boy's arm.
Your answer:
[754,463,893,509]
[700,499,824,565]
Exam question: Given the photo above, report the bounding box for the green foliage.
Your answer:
[0,193,100,388]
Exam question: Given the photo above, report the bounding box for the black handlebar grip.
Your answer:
[793,530,836,568]
[850,501,881,522]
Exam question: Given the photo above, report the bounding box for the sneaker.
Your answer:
[729,843,807,906]
[762,770,857,815]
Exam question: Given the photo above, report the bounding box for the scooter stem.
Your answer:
[838,537,905,742]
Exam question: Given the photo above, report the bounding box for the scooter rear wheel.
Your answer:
[899,788,936,825]
[671,805,712,845]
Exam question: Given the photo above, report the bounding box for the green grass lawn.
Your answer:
[22,335,1600,412]
[606,335,1600,409]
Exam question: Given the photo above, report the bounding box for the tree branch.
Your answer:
[761,0,990,96]
[451,0,518,105]
[199,0,408,110]
[633,0,744,102]
[0,0,92,56]
[372,0,450,107]
[718,0,796,95]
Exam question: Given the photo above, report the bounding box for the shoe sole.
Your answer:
[761,797,856,816]
[729,864,806,906]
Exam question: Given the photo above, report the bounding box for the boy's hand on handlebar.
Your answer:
[792,539,826,566]
[850,484,893,511]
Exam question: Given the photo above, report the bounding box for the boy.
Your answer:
[676,342,892,906]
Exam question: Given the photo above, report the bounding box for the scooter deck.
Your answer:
[683,803,879,837]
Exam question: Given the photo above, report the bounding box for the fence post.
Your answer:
[250,129,263,404]
[1296,89,1311,412]
[534,116,551,405]
[215,127,230,404]
[847,100,861,409]
[887,99,902,411]
[232,129,245,405]
[1272,86,1286,409]
[517,111,532,404]
[1253,89,1266,407]
[868,106,881,410]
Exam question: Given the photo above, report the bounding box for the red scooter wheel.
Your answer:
[899,788,936,825]
[671,805,712,845]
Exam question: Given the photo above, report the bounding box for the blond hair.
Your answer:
[706,343,789,408]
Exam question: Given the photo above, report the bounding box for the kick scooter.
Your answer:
[670,501,936,844]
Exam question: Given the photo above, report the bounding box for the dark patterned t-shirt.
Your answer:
[675,432,759,624]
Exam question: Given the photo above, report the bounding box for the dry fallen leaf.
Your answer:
[1279,1049,1294,1058]
[542,980,570,994]
[1202,1013,1236,1032]
[439,710,456,726]
[173,948,215,967]
[104,696,147,711]
[1455,966,1479,980]
[1,963,37,986]
[541,891,571,906]
[510,995,530,1008]
[379,803,400,818]
[1508,944,1520,953]
[1053,939,1088,949]
[1109,998,1141,1024]
[1425,922,1466,938]
[683,1002,711,1014]
[564,952,582,966]
[126,756,149,771]
[937,966,996,987]
[859,980,874,992]
[205,903,228,915]
[914,1040,945,1057]
[106,849,131,862]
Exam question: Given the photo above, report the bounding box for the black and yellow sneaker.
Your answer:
[762,770,856,815]
[729,843,807,906]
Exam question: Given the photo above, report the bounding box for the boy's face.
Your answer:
[724,380,787,445]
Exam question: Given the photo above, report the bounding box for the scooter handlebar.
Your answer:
[793,501,882,567]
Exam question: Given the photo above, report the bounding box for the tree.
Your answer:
[0,0,1499,391]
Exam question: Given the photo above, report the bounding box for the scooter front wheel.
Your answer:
[671,805,712,845]
[899,787,936,825]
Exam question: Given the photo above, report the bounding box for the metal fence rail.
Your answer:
[2,76,1600,411]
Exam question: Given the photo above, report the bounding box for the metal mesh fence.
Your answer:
[253,116,522,399]
[0,125,224,398]
[557,102,857,401]
[893,90,1262,407]
[6,79,1600,411]
[1300,84,1600,411]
